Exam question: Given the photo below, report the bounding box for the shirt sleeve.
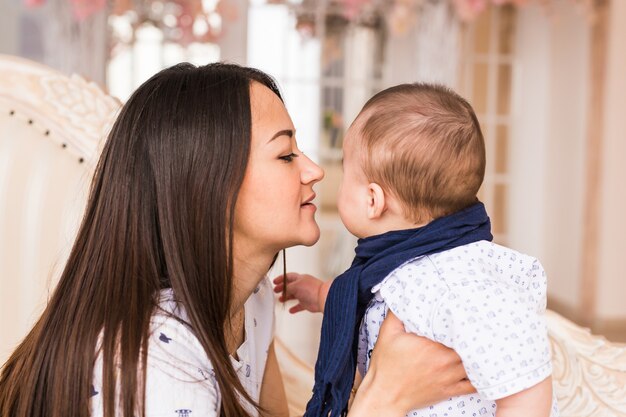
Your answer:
[377,260,448,340]
[431,276,552,400]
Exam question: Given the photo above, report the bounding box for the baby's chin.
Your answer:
[342,223,370,240]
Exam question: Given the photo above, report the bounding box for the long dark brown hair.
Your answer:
[0,62,282,417]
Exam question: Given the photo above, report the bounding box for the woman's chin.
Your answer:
[299,232,321,247]
[292,226,321,248]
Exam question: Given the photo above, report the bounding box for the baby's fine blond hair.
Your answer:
[354,83,485,223]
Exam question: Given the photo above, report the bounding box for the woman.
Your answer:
[0,63,472,417]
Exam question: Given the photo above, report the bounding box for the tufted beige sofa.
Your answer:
[0,55,624,417]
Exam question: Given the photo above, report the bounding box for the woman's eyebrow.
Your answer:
[267,129,294,143]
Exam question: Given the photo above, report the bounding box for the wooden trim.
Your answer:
[592,319,626,344]
[548,296,626,343]
[579,0,610,327]
[548,296,584,324]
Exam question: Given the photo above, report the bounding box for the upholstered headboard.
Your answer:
[0,54,119,361]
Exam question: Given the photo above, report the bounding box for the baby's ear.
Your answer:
[366,183,386,220]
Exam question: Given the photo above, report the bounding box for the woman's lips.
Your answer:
[301,202,317,211]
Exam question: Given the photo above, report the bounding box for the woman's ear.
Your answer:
[366,183,386,220]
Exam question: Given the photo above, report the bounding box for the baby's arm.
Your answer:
[272,273,331,313]
[495,376,553,417]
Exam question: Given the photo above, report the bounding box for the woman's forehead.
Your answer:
[250,83,285,115]
[250,82,293,134]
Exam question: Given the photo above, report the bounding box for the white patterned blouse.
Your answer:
[90,277,275,417]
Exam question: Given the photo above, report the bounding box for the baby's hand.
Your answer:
[272,273,330,314]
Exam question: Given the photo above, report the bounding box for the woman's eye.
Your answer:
[278,152,298,163]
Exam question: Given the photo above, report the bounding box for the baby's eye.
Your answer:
[278,152,299,163]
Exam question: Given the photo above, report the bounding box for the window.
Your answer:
[107,1,222,101]
[460,5,516,245]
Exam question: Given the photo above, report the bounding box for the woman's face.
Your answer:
[234,82,324,254]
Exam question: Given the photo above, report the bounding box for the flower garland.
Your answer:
[269,0,599,37]
[24,0,599,37]
[24,0,237,46]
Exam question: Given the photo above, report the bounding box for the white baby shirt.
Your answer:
[357,240,559,417]
[90,277,275,417]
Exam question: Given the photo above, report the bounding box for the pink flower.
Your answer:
[216,0,239,22]
[111,0,133,16]
[452,0,488,21]
[491,0,528,5]
[387,1,416,36]
[342,0,370,20]
[70,0,106,20]
[24,0,46,7]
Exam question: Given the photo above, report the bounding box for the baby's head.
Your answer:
[338,83,485,238]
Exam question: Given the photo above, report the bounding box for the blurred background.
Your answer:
[0,0,624,367]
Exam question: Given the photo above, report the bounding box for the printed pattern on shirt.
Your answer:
[358,241,559,417]
[90,277,275,417]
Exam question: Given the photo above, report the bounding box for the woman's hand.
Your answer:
[348,311,475,417]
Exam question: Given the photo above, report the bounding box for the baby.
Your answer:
[275,84,558,417]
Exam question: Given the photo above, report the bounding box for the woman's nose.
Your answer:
[301,155,325,184]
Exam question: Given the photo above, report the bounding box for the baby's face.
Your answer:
[337,125,372,239]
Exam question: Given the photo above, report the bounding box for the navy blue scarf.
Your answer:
[304,202,492,417]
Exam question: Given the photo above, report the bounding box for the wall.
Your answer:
[510,3,589,313]
[513,1,626,339]
[0,0,20,56]
[596,0,626,321]
[0,0,108,85]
